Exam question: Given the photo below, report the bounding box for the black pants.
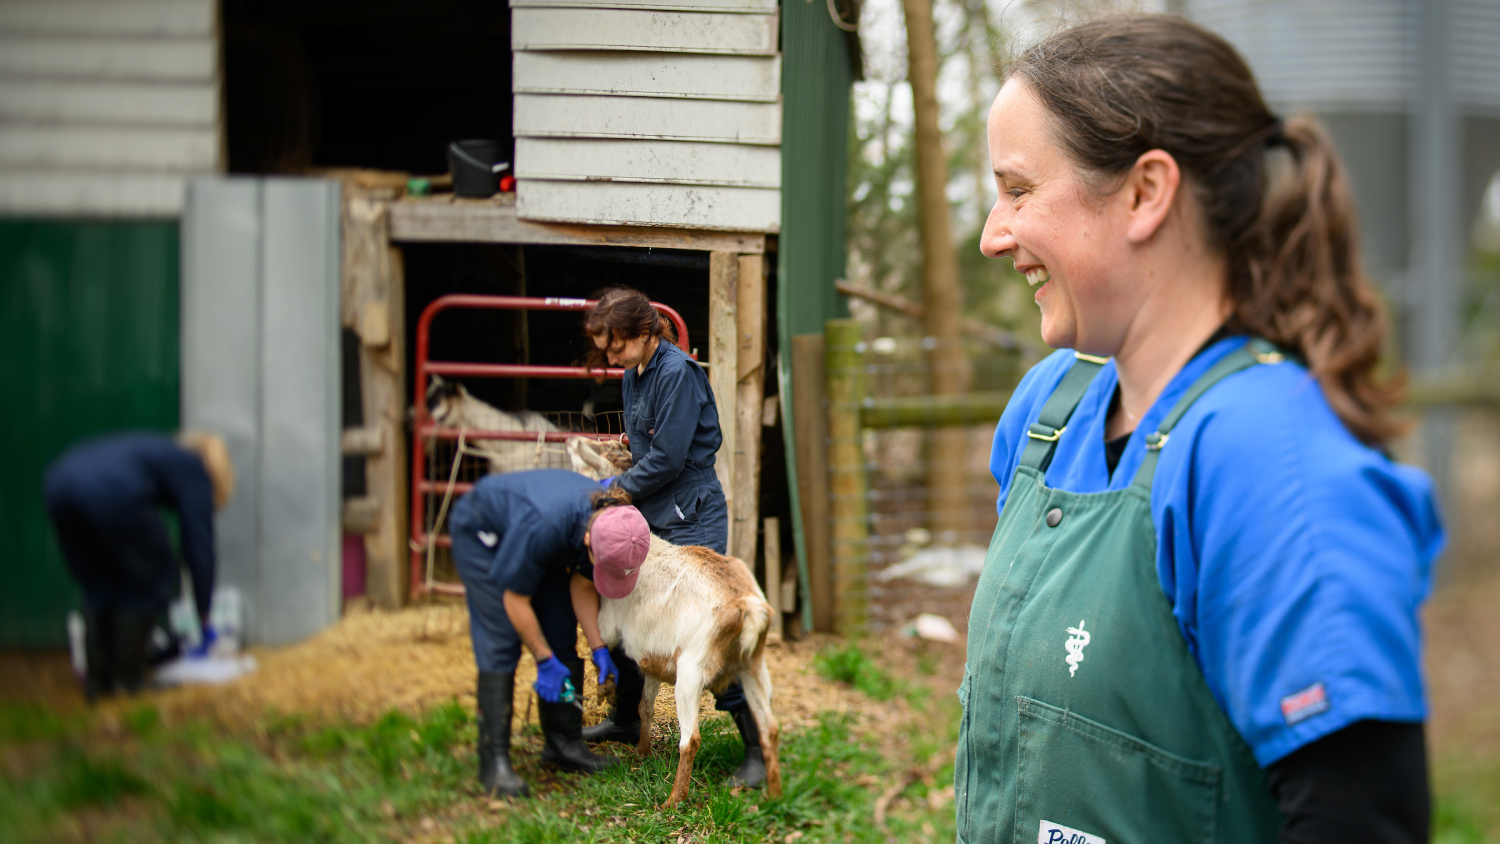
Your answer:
[46,493,175,616]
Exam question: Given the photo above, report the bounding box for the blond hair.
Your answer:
[178,432,235,510]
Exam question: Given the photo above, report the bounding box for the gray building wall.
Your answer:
[180,177,342,646]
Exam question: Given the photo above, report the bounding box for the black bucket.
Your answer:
[447,140,510,198]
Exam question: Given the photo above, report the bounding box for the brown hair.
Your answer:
[582,287,676,369]
[1009,14,1405,444]
[178,431,236,510]
[586,486,634,531]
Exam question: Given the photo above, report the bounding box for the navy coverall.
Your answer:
[450,470,599,691]
[612,339,747,712]
[43,433,217,619]
[615,339,728,550]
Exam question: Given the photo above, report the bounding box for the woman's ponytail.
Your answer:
[1234,116,1407,444]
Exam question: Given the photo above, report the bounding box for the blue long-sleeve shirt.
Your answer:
[43,433,217,619]
[615,340,723,529]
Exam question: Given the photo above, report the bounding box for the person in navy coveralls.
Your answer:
[449,469,650,797]
[44,432,234,701]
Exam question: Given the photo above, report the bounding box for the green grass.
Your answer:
[813,641,900,701]
[459,713,956,844]
[0,695,958,844]
[1434,752,1500,843]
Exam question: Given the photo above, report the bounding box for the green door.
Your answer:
[0,220,180,646]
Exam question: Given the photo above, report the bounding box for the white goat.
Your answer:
[597,535,782,807]
[425,377,570,474]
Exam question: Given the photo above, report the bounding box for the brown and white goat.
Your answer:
[597,535,782,807]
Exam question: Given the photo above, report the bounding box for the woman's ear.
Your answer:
[1124,149,1181,245]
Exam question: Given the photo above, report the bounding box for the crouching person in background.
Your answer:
[43,432,235,702]
[451,469,650,798]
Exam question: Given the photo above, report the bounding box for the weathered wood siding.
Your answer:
[0,0,221,217]
[511,0,781,231]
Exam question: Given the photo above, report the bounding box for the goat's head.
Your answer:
[425,376,469,426]
[566,436,635,480]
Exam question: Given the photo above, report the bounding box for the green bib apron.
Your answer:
[955,343,1284,844]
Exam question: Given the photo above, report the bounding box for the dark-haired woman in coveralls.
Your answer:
[578,286,766,788]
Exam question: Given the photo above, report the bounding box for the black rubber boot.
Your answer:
[724,705,767,788]
[583,648,644,745]
[83,609,114,704]
[539,701,620,774]
[477,672,529,797]
[110,610,155,695]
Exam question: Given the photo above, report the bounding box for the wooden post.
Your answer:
[825,319,869,635]
[708,252,739,552]
[732,253,765,566]
[763,516,782,640]
[344,195,408,609]
[791,333,833,632]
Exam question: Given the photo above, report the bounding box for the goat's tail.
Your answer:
[734,594,773,660]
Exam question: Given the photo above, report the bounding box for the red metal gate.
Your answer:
[409,294,692,597]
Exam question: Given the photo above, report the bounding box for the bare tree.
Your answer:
[901,0,974,541]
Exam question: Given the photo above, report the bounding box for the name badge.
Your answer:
[1039,820,1106,844]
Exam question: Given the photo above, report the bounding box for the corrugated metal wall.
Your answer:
[510,0,782,230]
[0,220,180,646]
[1191,0,1500,115]
[181,177,343,647]
[0,0,220,217]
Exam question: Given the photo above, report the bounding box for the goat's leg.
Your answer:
[739,657,782,797]
[637,677,661,758]
[665,669,704,808]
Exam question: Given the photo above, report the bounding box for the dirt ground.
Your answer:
[0,600,930,743]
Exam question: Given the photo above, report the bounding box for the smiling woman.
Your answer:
[959,14,1443,844]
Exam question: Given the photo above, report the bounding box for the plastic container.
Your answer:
[447,140,510,198]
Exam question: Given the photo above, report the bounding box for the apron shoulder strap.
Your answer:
[1018,352,1109,474]
[1130,337,1287,493]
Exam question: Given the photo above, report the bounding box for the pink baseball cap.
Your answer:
[590,506,650,598]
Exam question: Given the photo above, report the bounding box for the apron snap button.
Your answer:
[1045,507,1063,528]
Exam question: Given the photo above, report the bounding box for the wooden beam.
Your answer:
[763,516,782,640]
[387,196,765,253]
[790,333,833,633]
[731,253,765,567]
[708,251,739,552]
[344,194,408,609]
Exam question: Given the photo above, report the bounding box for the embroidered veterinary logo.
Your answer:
[1064,620,1090,677]
[1038,819,1106,844]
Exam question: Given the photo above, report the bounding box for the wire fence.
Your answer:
[824,324,1034,635]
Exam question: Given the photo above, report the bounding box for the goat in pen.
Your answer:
[425,377,570,474]
[597,534,782,807]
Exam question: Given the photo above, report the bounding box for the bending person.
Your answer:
[44,431,235,701]
[579,288,768,790]
[451,469,649,798]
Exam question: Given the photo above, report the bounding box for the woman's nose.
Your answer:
[979,204,1015,259]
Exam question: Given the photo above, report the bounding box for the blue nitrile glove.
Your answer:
[598,476,616,488]
[592,646,618,686]
[534,655,571,702]
[187,624,218,659]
